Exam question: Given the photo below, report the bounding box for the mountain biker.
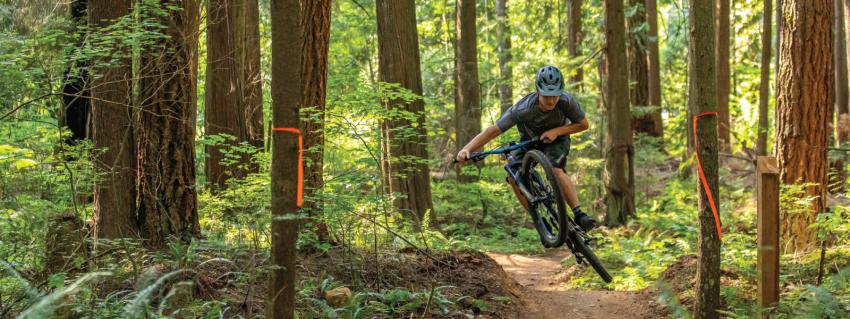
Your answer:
[455,65,597,232]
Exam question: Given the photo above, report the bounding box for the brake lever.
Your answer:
[451,152,484,164]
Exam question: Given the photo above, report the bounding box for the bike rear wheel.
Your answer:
[520,150,568,248]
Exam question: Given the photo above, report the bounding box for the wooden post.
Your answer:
[757,156,780,318]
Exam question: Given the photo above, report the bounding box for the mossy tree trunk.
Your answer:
[603,0,635,226]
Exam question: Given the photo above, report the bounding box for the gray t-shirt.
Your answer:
[496,92,586,140]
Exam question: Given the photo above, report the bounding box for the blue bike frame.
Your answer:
[464,139,548,206]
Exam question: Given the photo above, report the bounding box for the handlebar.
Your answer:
[452,138,539,164]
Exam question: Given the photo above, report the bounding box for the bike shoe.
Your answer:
[575,213,597,232]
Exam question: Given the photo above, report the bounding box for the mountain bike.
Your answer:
[455,139,612,283]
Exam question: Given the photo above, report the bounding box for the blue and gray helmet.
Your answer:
[536,65,564,97]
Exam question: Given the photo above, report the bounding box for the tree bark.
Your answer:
[136,0,201,248]
[628,0,662,137]
[300,0,332,241]
[376,0,434,226]
[829,0,848,194]
[205,0,263,189]
[627,0,648,118]
[716,0,731,151]
[838,0,850,124]
[646,0,663,137]
[239,0,263,151]
[836,0,849,145]
[603,0,635,226]
[455,0,482,183]
[497,0,513,113]
[205,0,246,188]
[268,0,302,316]
[775,0,832,253]
[567,0,583,88]
[60,0,90,145]
[89,0,137,239]
[689,0,721,317]
[756,0,772,156]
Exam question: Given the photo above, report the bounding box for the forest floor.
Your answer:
[488,250,667,319]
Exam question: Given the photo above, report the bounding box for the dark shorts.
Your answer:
[505,136,570,172]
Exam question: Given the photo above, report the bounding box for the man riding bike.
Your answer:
[455,65,597,232]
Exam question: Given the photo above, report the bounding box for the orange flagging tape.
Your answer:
[273,127,303,208]
[693,112,722,240]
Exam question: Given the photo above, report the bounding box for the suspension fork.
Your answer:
[505,167,546,205]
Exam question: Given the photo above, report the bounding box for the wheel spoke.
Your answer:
[523,154,570,248]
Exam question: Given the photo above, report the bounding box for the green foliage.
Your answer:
[780,182,819,218]
[775,267,850,319]
[0,0,848,317]
[123,269,188,318]
[18,271,111,319]
[299,281,466,319]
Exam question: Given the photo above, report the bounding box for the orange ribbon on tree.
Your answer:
[273,127,303,208]
[692,112,722,240]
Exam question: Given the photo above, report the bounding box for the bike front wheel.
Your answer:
[520,149,568,248]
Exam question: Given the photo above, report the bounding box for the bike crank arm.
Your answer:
[563,240,584,265]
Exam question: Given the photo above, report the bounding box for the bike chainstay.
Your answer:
[564,223,589,258]
[566,229,604,263]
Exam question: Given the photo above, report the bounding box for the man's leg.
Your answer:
[553,168,580,209]
[507,176,530,210]
[553,167,596,230]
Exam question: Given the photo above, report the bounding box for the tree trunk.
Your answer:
[838,0,850,125]
[627,0,648,117]
[136,0,201,248]
[205,0,246,188]
[89,0,137,239]
[205,0,263,189]
[628,0,662,137]
[756,0,772,156]
[836,0,849,145]
[268,0,302,316]
[497,0,513,113]
[646,0,663,137]
[455,0,482,183]
[567,0,583,88]
[60,0,90,145]
[603,0,635,227]
[689,0,721,317]
[376,0,434,226]
[300,0,332,241]
[775,0,832,253]
[239,0,263,151]
[716,0,731,151]
[831,0,848,195]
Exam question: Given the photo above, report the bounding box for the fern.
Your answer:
[122,269,189,318]
[1,261,41,302]
[795,284,844,318]
[17,271,111,319]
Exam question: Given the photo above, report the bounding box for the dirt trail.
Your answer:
[488,250,660,319]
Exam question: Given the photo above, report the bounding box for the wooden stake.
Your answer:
[757,156,780,318]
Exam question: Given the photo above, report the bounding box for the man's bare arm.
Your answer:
[541,118,590,143]
[456,125,503,162]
